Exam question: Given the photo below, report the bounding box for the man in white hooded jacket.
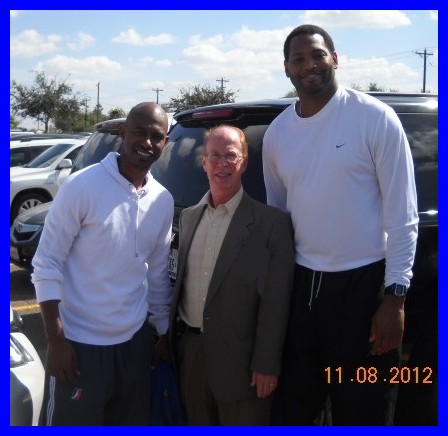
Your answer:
[32,102,173,425]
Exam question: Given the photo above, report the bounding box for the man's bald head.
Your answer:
[126,102,168,133]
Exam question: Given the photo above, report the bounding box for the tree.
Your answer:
[10,71,85,133]
[283,89,298,98]
[169,84,238,109]
[366,81,385,92]
[161,103,177,113]
[350,81,397,92]
[108,108,126,119]
[68,109,106,133]
[53,97,85,132]
[10,114,19,129]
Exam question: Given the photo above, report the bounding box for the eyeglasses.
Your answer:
[206,153,243,163]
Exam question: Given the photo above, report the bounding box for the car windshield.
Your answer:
[24,143,73,168]
[71,130,122,173]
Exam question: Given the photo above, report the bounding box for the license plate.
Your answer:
[168,248,178,281]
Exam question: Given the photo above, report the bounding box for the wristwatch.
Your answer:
[384,283,408,298]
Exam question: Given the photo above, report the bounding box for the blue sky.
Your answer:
[10,10,438,130]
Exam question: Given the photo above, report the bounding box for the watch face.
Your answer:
[385,284,408,297]
[394,285,407,297]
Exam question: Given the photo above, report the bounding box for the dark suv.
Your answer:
[10,94,437,424]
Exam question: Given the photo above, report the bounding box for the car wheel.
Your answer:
[11,193,49,224]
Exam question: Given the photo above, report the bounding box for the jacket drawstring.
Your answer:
[308,270,323,310]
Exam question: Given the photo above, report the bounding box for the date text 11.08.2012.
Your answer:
[325,366,433,384]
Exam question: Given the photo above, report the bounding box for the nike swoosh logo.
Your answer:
[336,143,346,148]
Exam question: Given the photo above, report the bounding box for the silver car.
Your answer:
[10,139,85,223]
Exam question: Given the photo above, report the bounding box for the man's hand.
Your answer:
[40,300,80,384]
[47,336,80,385]
[153,334,170,368]
[251,371,278,399]
[369,295,405,355]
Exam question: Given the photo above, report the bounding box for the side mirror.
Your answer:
[57,159,73,170]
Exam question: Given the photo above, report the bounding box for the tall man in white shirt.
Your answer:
[263,24,418,425]
[32,102,173,425]
[169,125,295,425]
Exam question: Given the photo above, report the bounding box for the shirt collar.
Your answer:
[199,186,244,214]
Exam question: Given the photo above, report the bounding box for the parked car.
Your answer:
[10,130,35,139]
[10,305,45,426]
[9,93,438,424]
[10,138,86,223]
[10,134,87,167]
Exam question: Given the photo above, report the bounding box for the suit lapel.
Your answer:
[173,204,207,305]
[205,194,255,306]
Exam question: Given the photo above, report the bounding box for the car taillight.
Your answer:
[192,109,236,120]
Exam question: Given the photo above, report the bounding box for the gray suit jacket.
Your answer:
[169,192,295,401]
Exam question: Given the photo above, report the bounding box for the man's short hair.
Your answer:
[204,125,248,158]
[284,24,335,60]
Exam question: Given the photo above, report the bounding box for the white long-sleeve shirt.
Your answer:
[32,152,174,345]
[263,87,418,286]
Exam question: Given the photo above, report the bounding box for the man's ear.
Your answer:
[284,60,290,78]
[241,157,248,174]
[333,51,338,69]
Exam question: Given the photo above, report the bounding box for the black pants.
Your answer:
[280,261,399,425]
[40,321,153,426]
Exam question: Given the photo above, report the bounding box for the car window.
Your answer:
[10,145,50,167]
[66,146,82,162]
[29,146,50,162]
[151,125,207,207]
[398,112,438,221]
[72,130,122,173]
[10,148,28,167]
[25,143,73,168]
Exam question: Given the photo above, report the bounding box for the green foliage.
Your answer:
[169,84,238,110]
[10,114,19,129]
[351,81,399,92]
[161,103,177,113]
[367,81,385,92]
[10,72,127,133]
[10,71,85,133]
[108,108,127,119]
[55,110,85,133]
[283,89,298,98]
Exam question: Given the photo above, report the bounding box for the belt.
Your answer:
[187,326,204,335]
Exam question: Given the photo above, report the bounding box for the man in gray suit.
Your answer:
[169,125,295,425]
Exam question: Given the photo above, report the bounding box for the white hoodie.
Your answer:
[32,152,174,344]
